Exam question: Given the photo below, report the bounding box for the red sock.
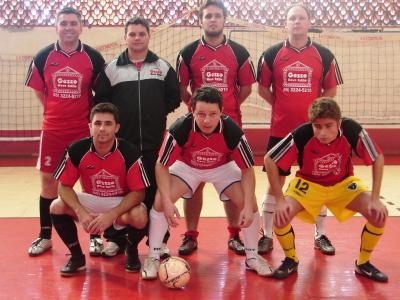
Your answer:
[184,230,199,239]
[227,226,241,239]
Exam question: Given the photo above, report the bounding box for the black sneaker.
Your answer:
[228,234,245,256]
[314,235,335,255]
[273,257,299,279]
[355,261,388,282]
[60,255,86,277]
[258,236,273,255]
[178,235,198,256]
[125,247,141,273]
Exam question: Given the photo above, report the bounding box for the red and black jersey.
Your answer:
[268,118,381,186]
[257,38,343,137]
[25,41,105,131]
[54,137,150,197]
[158,113,254,170]
[177,36,256,125]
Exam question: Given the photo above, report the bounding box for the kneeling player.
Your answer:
[265,97,388,282]
[50,103,149,276]
[141,87,273,279]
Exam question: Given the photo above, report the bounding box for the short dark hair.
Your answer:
[308,97,341,122]
[192,86,223,111]
[125,17,150,34]
[199,0,228,20]
[286,3,311,20]
[90,103,120,123]
[57,7,82,23]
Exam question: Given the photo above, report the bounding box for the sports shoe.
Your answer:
[273,257,299,279]
[258,236,273,254]
[102,241,124,258]
[178,235,198,256]
[89,236,103,257]
[228,234,245,256]
[160,243,170,259]
[60,255,86,277]
[125,247,141,273]
[245,255,274,277]
[355,261,388,282]
[28,238,52,256]
[141,257,160,280]
[314,235,335,255]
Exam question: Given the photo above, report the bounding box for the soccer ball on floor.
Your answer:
[158,256,191,289]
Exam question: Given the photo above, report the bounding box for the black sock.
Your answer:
[51,214,83,257]
[39,196,56,239]
[127,225,148,254]
[163,230,170,244]
[103,226,127,247]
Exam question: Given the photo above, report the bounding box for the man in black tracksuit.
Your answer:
[94,17,180,272]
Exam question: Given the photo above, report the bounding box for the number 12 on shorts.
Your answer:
[295,178,309,194]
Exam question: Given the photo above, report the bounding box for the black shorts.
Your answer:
[263,136,291,176]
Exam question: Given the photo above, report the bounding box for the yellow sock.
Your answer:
[357,222,384,265]
[274,224,298,262]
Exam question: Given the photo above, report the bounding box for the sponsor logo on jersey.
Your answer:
[312,153,342,176]
[282,61,313,93]
[200,59,229,92]
[51,66,83,99]
[91,169,123,197]
[191,147,223,168]
[150,68,162,76]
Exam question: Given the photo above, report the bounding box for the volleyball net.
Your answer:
[0,1,399,154]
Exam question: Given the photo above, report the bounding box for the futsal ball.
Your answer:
[158,256,191,289]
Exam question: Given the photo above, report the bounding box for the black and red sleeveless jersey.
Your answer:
[177,36,255,125]
[158,113,254,170]
[54,137,150,197]
[268,118,381,186]
[25,41,104,131]
[257,38,343,137]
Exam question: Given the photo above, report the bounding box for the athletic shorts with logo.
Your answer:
[285,176,369,224]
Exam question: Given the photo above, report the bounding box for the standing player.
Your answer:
[176,0,256,256]
[265,97,388,282]
[94,17,180,270]
[141,87,273,279]
[50,103,149,276]
[257,3,343,255]
[25,7,105,257]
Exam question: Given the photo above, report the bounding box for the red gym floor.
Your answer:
[0,217,398,299]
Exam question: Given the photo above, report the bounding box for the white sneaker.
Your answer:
[160,243,170,259]
[28,238,52,256]
[89,236,103,257]
[141,257,160,280]
[245,255,274,277]
[102,241,121,257]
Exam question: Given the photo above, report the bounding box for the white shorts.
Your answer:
[169,160,241,201]
[77,192,125,230]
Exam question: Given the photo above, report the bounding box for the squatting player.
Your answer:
[176,0,257,256]
[25,7,105,256]
[50,103,149,276]
[141,87,273,279]
[265,97,388,282]
[257,3,343,255]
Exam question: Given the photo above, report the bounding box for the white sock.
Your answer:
[315,206,327,238]
[262,193,276,238]
[148,208,168,259]
[242,211,260,260]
